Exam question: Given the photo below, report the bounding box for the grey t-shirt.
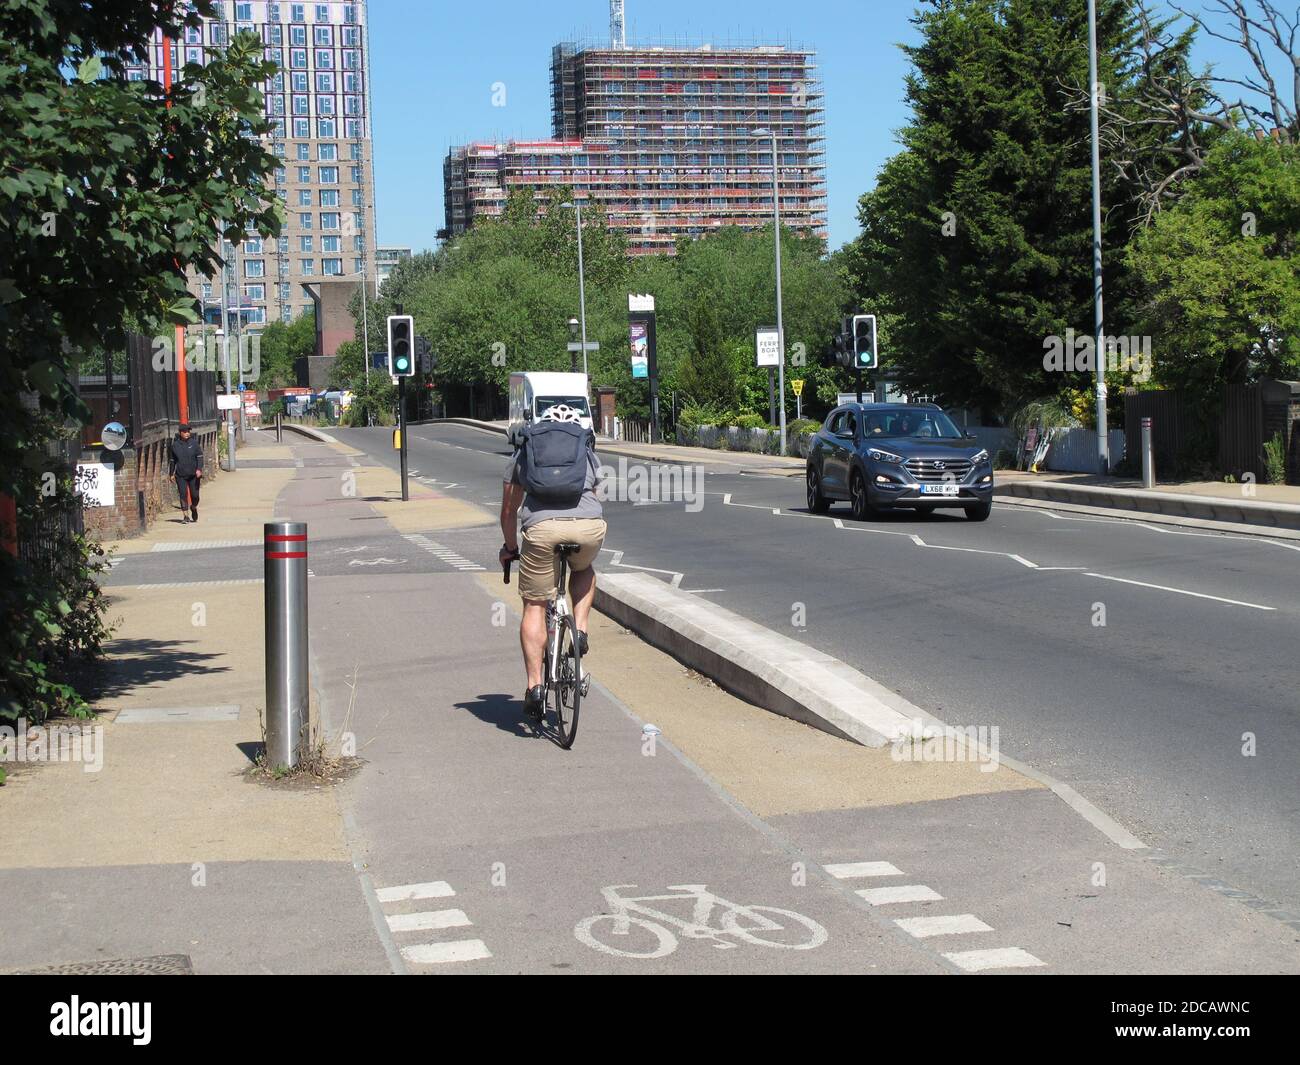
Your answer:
[505,446,603,529]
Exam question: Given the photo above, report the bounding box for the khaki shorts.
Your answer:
[518,518,607,601]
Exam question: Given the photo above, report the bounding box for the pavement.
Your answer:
[1,421,1296,974]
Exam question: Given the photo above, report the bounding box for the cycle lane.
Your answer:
[312,569,952,974]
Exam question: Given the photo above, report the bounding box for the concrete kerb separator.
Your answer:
[996,479,1300,533]
[593,570,1149,851]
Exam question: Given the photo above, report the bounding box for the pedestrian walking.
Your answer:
[168,423,204,523]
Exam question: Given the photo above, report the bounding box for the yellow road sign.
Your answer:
[791,379,805,397]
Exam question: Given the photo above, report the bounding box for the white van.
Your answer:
[508,372,593,446]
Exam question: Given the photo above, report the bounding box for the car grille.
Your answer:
[904,458,973,483]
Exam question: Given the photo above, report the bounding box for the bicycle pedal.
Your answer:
[580,672,591,696]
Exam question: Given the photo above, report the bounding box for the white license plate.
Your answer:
[920,484,960,496]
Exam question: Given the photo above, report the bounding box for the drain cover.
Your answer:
[6,954,194,975]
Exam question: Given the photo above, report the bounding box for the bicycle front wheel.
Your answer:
[551,614,582,749]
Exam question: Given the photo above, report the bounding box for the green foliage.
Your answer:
[0,1,278,723]
[255,311,314,387]
[732,413,770,430]
[1127,135,1300,394]
[846,0,1175,415]
[1264,432,1288,484]
[344,371,395,427]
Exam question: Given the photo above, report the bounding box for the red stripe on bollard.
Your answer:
[266,534,308,542]
[266,550,308,559]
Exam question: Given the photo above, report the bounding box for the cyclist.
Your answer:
[499,404,607,722]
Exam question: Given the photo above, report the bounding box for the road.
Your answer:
[336,421,1300,920]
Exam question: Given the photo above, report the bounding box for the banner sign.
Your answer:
[630,320,649,379]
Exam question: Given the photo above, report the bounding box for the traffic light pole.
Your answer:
[855,366,863,404]
[398,375,409,502]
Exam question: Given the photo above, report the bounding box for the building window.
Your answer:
[245,283,265,301]
[292,95,309,115]
[268,26,283,45]
[350,143,362,160]
[318,143,337,161]
[344,72,361,93]
[315,49,333,68]
[297,189,311,205]
[321,235,340,252]
[300,259,315,275]
[343,50,359,70]
[292,71,308,92]
[186,47,202,63]
[296,142,310,160]
[316,4,329,21]
[291,4,306,22]
[278,236,289,253]
[244,237,263,254]
[319,166,338,183]
[343,27,359,47]
[323,258,342,275]
[236,3,253,20]
[245,260,265,277]
[211,24,227,45]
[318,117,336,137]
[317,95,335,115]
[316,71,335,92]
[354,258,364,272]
[290,48,307,68]
[319,189,339,206]
[297,165,311,182]
[269,4,281,22]
[299,236,313,251]
[320,212,340,230]
[350,166,361,184]
[345,118,362,138]
[290,25,307,46]
[299,212,313,229]
[351,188,362,206]
[293,118,309,137]
[314,26,333,46]
[344,4,357,24]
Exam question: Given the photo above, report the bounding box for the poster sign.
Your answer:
[756,328,781,367]
[630,320,649,379]
[74,463,115,508]
[217,394,241,410]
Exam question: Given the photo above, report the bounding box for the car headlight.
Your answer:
[970,449,990,465]
[867,447,904,464]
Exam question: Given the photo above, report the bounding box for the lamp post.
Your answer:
[1087,0,1109,473]
[559,201,590,377]
[567,317,581,372]
[752,128,787,457]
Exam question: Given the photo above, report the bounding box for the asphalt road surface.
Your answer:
[329,421,1300,919]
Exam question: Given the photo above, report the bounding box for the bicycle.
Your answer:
[504,543,589,749]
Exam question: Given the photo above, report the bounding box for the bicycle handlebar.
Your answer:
[502,549,519,584]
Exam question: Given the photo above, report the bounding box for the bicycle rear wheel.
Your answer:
[551,614,582,749]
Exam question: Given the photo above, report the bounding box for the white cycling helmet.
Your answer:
[540,403,583,423]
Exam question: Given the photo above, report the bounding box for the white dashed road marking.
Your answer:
[896,914,993,939]
[375,880,492,968]
[943,947,1047,972]
[400,940,492,965]
[825,861,904,879]
[857,884,944,906]
[402,533,485,571]
[385,909,473,933]
[375,881,455,903]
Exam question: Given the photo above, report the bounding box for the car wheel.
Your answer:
[850,470,874,521]
[806,466,830,514]
[965,499,993,522]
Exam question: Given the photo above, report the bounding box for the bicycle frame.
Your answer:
[545,554,572,689]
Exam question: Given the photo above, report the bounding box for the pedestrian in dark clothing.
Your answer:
[168,424,204,523]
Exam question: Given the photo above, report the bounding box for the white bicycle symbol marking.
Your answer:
[574,883,829,959]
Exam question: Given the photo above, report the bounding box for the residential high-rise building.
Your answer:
[376,246,412,290]
[135,1,377,336]
[444,38,826,255]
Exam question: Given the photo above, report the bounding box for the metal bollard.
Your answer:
[1141,416,1155,489]
[275,412,283,443]
[264,521,309,769]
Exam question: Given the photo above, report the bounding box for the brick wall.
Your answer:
[79,426,220,541]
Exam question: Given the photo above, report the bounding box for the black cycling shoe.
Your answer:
[576,630,589,657]
[523,685,544,722]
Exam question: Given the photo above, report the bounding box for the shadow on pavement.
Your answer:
[453,693,539,740]
[89,638,231,700]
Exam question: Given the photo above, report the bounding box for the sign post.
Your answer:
[792,378,805,421]
[629,294,660,443]
[756,327,780,427]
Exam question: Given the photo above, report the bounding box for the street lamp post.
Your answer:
[1087,0,1109,473]
[753,128,787,457]
[560,201,590,377]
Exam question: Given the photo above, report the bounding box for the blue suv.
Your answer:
[806,404,994,521]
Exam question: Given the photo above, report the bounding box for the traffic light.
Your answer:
[387,314,414,377]
[415,335,431,373]
[852,314,877,370]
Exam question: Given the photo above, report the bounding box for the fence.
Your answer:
[125,331,219,447]
[1043,428,1127,473]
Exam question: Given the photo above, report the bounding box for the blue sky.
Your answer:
[368,0,1256,255]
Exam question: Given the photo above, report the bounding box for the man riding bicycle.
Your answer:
[499,404,607,723]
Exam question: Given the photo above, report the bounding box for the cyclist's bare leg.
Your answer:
[521,599,547,688]
[569,566,596,636]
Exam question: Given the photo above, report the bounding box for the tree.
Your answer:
[1128,133,1300,393]
[0,1,279,721]
[847,0,1157,416]
[253,310,314,388]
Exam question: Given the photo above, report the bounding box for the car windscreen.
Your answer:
[860,409,965,440]
[534,395,590,417]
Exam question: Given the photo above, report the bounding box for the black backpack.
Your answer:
[519,421,593,504]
